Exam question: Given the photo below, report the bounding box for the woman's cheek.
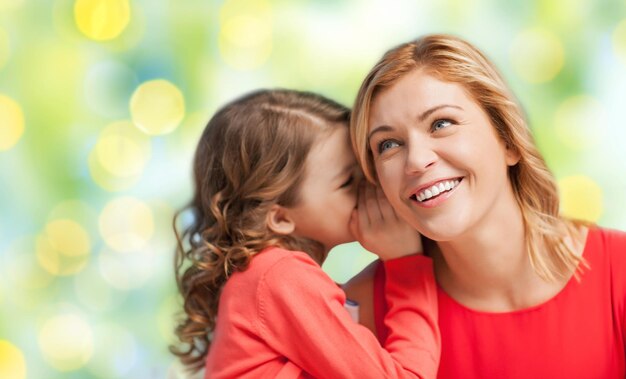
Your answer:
[377,160,401,187]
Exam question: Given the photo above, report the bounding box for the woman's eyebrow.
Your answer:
[417,104,463,122]
[368,104,463,141]
[368,125,393,141]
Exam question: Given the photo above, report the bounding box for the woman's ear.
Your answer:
[266,205,296,235]
[505,144,521,166]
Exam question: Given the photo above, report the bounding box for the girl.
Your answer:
[171,89,440,378]
[346,34,626,378]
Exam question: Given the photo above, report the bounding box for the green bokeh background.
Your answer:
[1,0,625,378]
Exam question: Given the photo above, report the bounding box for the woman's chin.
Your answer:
[414,223,466,243]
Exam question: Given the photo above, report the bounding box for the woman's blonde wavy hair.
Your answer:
[351,34,588,282]
[171,89,350,372]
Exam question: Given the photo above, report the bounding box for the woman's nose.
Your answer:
[404,141,437,175]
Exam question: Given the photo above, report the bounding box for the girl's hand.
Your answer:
[349,181,423,261]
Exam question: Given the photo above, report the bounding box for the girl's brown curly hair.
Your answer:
[170,89,350,372]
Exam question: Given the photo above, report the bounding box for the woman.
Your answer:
[345,34,626,378]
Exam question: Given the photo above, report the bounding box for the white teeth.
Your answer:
[414,179,461,202]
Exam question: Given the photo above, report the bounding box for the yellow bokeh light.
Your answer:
[510,28,564,83]
[46,219,91,257]
[38,314,94,371]
[48,199,99,233]
[554,95,606,150]
[558,175,603,222]
[0,94,25,151]
[223,14,271,49]
[55,0,144,51]
[537,0,590,31]
[613,19,626,66]
[89,121,150,191]
[88,150,140,191]
[130,80,185,135]
[0,27,9,70]
[36,219,91,276]
[99,196,154,252]
[218,0,273,70]
[0,340,26,379]
[97,135,144,176]
[94,121,151,177]
[74,0,130,41]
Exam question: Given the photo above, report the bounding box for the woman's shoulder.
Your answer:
[592,225,626,241]
[586,226,626,315]
[584,226,626,268]
[586,226,626,251]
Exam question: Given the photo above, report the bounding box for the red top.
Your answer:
[205,246,440,378]
[373,227,626,378]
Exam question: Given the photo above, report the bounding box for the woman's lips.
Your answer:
[409,177,463,207]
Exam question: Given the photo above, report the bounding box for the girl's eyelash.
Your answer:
[340,175,354,188]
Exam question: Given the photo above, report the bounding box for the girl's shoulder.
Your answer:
[226,246,322,289]
[221,246,327,309]
[252,246,320,273]
[249,247,344,321]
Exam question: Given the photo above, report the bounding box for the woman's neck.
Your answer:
[427,196,570,312]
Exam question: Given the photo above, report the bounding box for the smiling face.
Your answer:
[368,69,520,241]
[286,126,359,252]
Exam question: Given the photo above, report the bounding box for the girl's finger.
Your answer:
[376,186,397,221]
[357,181,370,229]
[349,208,360,240]
[364,182,384,223]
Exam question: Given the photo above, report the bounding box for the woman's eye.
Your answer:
[340,175,354,188]
[378,140,399,154]
[432,119,452,131]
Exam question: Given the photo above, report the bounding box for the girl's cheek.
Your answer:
[346,191,358,206]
